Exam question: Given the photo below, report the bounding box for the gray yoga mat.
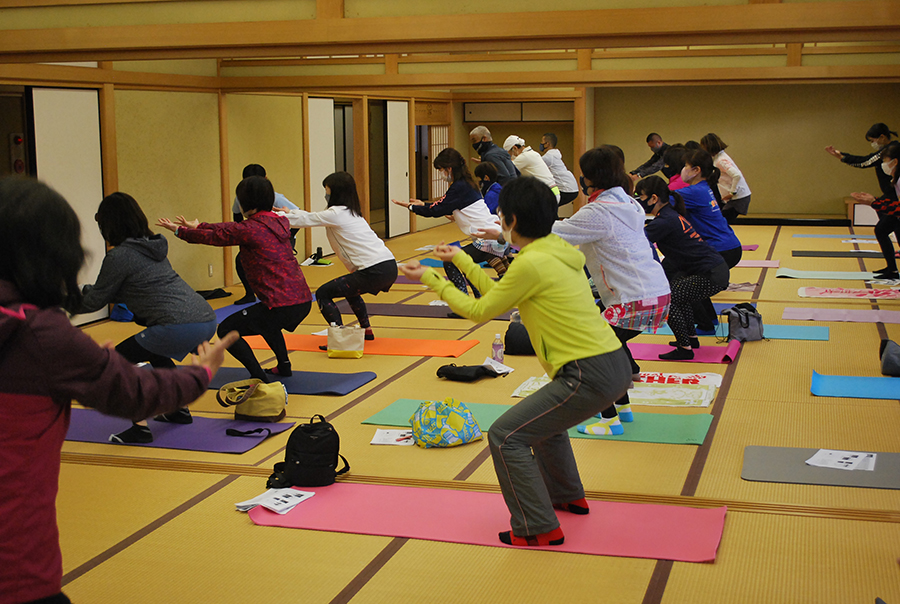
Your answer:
[335,300,512,321]
[741,446,900,490]
[791,250,883,258]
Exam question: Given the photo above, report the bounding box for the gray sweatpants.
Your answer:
[488,348,632,536]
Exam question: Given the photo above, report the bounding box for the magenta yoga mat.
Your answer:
[629,340,742,364]
[249,483,726,562]
[782,307,900,324]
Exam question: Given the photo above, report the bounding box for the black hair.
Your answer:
[684,148,723,205]
[474,161,498,181]
[242,164,266,178]
[684,140,701,151]
[95,192,154,247]
[882,141,900,186]
[579,146,632,193]
[663,144,687,174]
[433,147,479,191]
[322,171,362,217]
[700,133,728,155]
[646,133,661,143]
[497,177,557,239]
[865,123,898,141]
[236,176,275,213]
[635,175,687,217]
[543,133,558,147]
[0,177,85,311]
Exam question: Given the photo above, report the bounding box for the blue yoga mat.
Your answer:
[653,324,829,341]
[810,371,900,400]
[792,234,875,239]
[419,257,489,268]
[208,367,376,396]
[214,302,259,322]
[66,408,294,453]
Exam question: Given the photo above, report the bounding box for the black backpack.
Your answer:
[266,415,349,488]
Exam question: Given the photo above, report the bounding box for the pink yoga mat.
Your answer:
[248,483,726,562]
[736,260,779,268]
[741,244,759,251]
[798,287,900,300]
[629,340,742,363]
[782,307,900,324]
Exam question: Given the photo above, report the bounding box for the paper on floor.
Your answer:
[236,488,315,514]
[805,449,876,471]
[370,429,416,446]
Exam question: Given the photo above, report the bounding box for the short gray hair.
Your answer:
[469,125,491,140]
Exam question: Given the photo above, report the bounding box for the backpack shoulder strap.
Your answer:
[336,454,350,476]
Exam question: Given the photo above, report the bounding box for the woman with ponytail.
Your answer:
[849,142,900,279]
[392,147,510,298]
[635,176,729,360]
[827,123,900,280]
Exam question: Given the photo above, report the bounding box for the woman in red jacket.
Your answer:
[0,177,237,604]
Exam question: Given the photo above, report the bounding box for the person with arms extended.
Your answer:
[78,192,218,443]
[849,142,900,279]
[629,132,669,181]
[399,177,630,547]
[0,176,238,604]
[279,171,397,340]
[158,176,312,381]
[826,122,900,280]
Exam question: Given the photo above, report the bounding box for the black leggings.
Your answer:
[115,335,176,369]
[558,191,579,207]
[875,214,900,272]
[671,263,730,347]
[218,301,311,381]
[316,260,397,328]
[599,325,642,419]
[695,245,742,329]
[444,244,504,297]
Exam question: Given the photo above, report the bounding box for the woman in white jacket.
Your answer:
[281,172,396,340]
[700,133,751,223]
[551,146,671,435]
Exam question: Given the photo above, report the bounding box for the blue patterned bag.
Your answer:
[409,397,483,448]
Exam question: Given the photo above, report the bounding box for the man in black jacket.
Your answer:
[629,132,669,181]
[469,125,519,185]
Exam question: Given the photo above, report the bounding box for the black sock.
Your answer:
[109,423,152,444]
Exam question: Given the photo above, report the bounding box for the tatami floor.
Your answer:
[61,221,899,604]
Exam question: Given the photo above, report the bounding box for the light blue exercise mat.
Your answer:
[652,324,829,341]
[791,234,875,239]
[776,268,876,280]
[418,257,488,268]
[742,446,900,490]
[810,371,900,400]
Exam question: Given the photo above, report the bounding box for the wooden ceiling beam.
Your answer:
[0,1,898,62]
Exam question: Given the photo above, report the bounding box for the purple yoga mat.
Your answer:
[782,307,900,324]
[214,302,259,322]
[335,300,513,321]
[742,245,759,251]
[66,408,294,453]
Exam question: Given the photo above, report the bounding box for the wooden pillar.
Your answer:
[218,91,234,285]
[353,96,370,222]
[573,87,588,210]
[577,49,592,71]
[316,0,344,19]
[98,83,118,196]
[385,54,399,75]
[787,43,803,67]
[301,93,313,257]
[409,98,417,233]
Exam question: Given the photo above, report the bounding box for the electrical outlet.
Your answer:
[208,264,213,277]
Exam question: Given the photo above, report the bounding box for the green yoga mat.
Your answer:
[363,399,713,445]
[776,268,875,280]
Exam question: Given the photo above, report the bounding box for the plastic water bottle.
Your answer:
[492,334,504,363]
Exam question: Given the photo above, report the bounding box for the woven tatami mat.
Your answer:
[352,537,655,604]
[62,476,392,604]
[57,464,222,572]
[662,512,900,604]
[694,397,900,510]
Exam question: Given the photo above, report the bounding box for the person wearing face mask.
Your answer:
[629,133,669,181]
[398,177,631,548]
[551,146,670,435]
[636,176,730,360]
[677,149,742,334]
[828,123,900,280]
[391,148,508,296]
[700,133,752,223]
[503,135,561,203]
[662,144,690,191]
[473,161,503,214]
[231,164,300,305]
[469,125,519,185]
[540,133,580,206]
[850,142,900,279]
[278,172,396,340]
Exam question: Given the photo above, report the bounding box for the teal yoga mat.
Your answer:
[776,268,876,280]
[810,371,900,400]
[419,257,488,268]
[652,324,829,341]
[363,399,713,445]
